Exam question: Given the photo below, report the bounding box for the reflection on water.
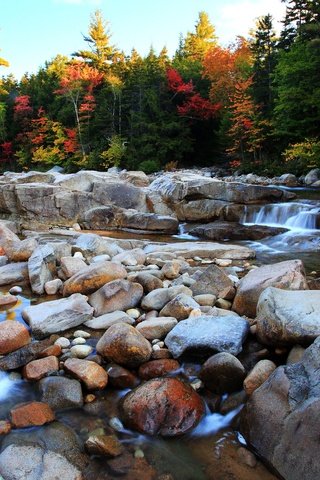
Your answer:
[0,293,30,325]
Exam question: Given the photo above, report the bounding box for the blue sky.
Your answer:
[0,0,286,79]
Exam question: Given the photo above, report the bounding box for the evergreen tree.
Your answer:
[183,11,218,61]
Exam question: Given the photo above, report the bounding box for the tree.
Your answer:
[0,49,9,95]
[279,0,320,47]
[183,11,218,60]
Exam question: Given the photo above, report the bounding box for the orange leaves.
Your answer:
[56,62,104,95]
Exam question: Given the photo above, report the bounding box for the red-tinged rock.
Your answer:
[23,356,59,381]
[138,359,180,380]
[10,401,55,428]
[0,294,18,307]
[64,358,108,390]
[0,246,6,256]
[121,377,205,436]
[0,420,11,435]
[0,320,30,355]
[107,364,139,389]
[38,344,62,358]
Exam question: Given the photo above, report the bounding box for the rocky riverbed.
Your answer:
[0,169,319,480]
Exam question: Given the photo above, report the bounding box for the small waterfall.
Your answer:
[242,202,320,231]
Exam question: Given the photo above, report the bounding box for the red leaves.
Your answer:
[64,128,78,153]
[56,62,104,96]
[166,67,220,120]
[13,95,33,120]
[0,141,13,162]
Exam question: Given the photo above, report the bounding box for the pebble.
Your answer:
[215,258,232,267]
[215,298,232,309]
[9,286,23,294]
[55,337,70,348]
[74,251,84,259]
[188,308,202,318]
[109,417,124,432]
[162,280,171,288]
[70,345,93,358]
[190,379,203,390]
[157,341,165,348]
[85,394,96,403]
[73,330,91,339]
[71,337,86,345]
[152,344,161,351]
[134,448,144,458]
[151,339,161,345]
[126,308,140,319]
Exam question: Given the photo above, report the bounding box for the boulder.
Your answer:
[240,337,320,480]
[89,280,143,316]
[132,272,163,293]
[84,310,134,329]
[159,294,200,320]
[136,317,178,340]
[304,168,320,185]
[60,256,87,278]
[191,222,288,241]
[96,323,152,368]
[28,244,56,295]
[23,356,59,381]
[22,293,94,339]
[64,358,108,390]
[199,352,246,394]
[72,233,122,259]
[92,180,147,211]
[10,401,55,428]
[0,320,31,355]
[144,241,255,260]
[39,377,83,410]
[256,288,320,346]
[243,360,277,395]
[112,248,146,266]
[0,222,20,245]
[4,238,38,262]
[121,377,205,436]
[232,260,308,318]
[138,359,180,380]
[174,199,230,222]
[191,264,235,299]
[120,170,150,187]
[115,210,179,233]
[0,262,29,286]
[141,285,192,311]
[165,315,249,358]
[63,261,127,296]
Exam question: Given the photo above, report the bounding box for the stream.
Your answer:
[0,187,319,479]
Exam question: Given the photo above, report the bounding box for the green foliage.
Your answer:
[283,138,320,173]
[137,159,161,174]
[100,134,127,169]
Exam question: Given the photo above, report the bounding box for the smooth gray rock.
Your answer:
[165,315,249,358]
[144,241,255,260]
[84,310,134,329]
[89,280,143,316]
[0,262,29,286]
[136,317,178,340]
[39,377,83,410]
[72,233,122,258]
[159,293,200,320]
[22,293,94,339]
[304,168,320,185]
[141,285,192,311]
[28,244,56,295]
[256,287,320,346]
[191,264,235,299]
[241,337,320,480]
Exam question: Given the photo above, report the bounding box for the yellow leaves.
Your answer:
[283,138,320,168]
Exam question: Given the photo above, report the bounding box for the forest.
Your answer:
[0,0,319,176]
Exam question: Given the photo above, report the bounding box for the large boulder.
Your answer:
[191,222,288,241]
[121,377,205,436]
[144,241,255,260]
[232,260,308,318]
[0,262,29,286]
[22,294,94,339]
[199,352,246,394]
[4,238,38,262]
[304,168,320,186]
[63,261,127,296]
[0,320,31,355]
[28,244,56,295]
[115,210,179,233]
[191,264,235,299]
[165,315,249,358]
[256,287,320,346]
[39,377,83,410]
[240,337,320,480]
[92,180,147,211]
[89,280,143,316]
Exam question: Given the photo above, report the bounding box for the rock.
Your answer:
[161,260,181,279]
[60,256,87,278]
[106,364,139,389]
[70,345,93,358]
[112,248,146,266]
[120,170,150,187]
[39,344,62,358]
[10,401,55,428]
[89,280,143,317]
[304,168,320,185]
[159,294,200,320]
[84,310,134,329]
[0,444,83,480]
[92,180,147,211]
[121,377,205,436]
[165,315,249,358]
[71,337,86,345]
[0,320,30,355]
[175,199,231,222]
[141,285,192,311]
[193,294,216,306]
[64,358,108,390]
[40,377,83,410]
[0,420,11,435]
[96,323,152,368]
[243,360,277,395]
[22,293,94,339]
[115,210,179,233]
[28,244,56,295]
[0,293,18,306]
[131,272,163,293]
[199,352,246,394]
[190,222,288,241]
[55,337,70,348]
[9,285,23,294]
[73,330,91,339]
[144,241,255,260]
[136,317,178,340]
[138,359,180,380]
[287,345,305,364]
[44,278,63,295]
[240,336,320,480]
[278,173,298,187]
[256,288,320,346]
[232,260,308,318]
[63,261,127,296]
[4,238,38,262]
[85,434,124,457]
[23,356,59,381]
[0,262,29,286]
[0,338,53,370]
[73,233,122,259]
[191,264,235,299]
[0,222,20,245]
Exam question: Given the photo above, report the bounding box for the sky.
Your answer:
[0,0,286,79]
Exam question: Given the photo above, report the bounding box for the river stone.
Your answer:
[240,336,320,480]
[60,256,87,278]
[96,323,152,368]
[4,237,38,262]
[141,285,192,311]
[0,262,29,286]
[112,248,146,266]
[89,280,143,317]
[39,377,83,410]
[136,317,178,340]
[23,356,59,381]
[191,264,235,299]
[190,222,288,242]
[256,287,320,346]
[0,338,53,371]
[120,377,205,436]
[106,364,139,389]
[0,293,18,306]
[72,233,122,259]
[131,272,163,293]
[304,168,320,185]
[44,278,63,295]
[0,444,82,480]
[0,222,20,246]
[144,241,255,260]
[85,434,124,457]
[63,261,127,296]
[159,294,200,320]
[0,320,31,355]
[28,244,56,295]
[70,345,93,358]
[232,259,308,318]
[165,315,249,358]
[243,360,277,395]
[64,358,108,390]
[10,401,55,428]
[138,359,180,380]
[199,352,246,394]
[22,293,94,339]
[84,310,134,329]
[115,210,179,233]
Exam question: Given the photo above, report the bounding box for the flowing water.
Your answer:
[0,187,319,479]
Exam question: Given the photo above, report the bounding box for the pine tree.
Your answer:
[183,11,218,61]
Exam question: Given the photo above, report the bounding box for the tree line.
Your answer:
[0,0,319,175]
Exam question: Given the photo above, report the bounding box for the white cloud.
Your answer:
[216,0,286,43]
